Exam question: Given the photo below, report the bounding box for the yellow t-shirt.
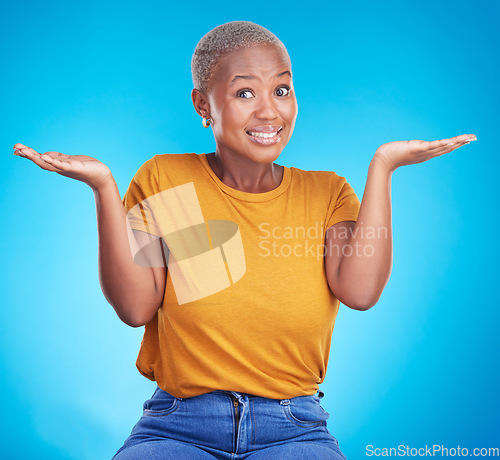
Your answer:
[121,152,360,399]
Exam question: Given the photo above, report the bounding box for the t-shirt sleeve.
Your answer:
[325,176,361,229]
[121,155,162,237]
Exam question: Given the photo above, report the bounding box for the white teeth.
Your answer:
[248,131,278,138]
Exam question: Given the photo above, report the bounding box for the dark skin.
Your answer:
[13,44,477,322]
[191,44,297,194]
[191,43,478,311]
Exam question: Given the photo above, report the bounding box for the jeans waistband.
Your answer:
[197,388,325,400]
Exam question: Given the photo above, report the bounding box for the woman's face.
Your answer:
[205,44,298,165]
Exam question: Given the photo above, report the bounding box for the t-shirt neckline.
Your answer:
[198,153,291,202]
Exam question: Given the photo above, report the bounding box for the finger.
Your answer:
[444,134,477,146]
[27,146,48,160]
[429,136,477,159]
[13,143,31,150]
[13,145,74,174]
[14,145,60,160]
[15,149,61,172]
[424,137,462,151]
[429,134,477,148]
[38,153,79,173]
[40,152,70,165]
[37,153,65,168]
[425,134,477,155]
[428,138,456,150]
[15,146,70,172]
[14,146,39,159]
[14,145,42,159]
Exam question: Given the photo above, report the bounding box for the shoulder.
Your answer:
[289,166,351,189]
[153,152,199,169]
[131,153,200,181]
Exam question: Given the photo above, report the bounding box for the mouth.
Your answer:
[246,126,283,145]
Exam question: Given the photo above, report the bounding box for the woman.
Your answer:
[13,21,476,460]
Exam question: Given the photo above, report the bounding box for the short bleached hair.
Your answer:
[191,21,289,94]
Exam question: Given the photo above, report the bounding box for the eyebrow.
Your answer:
[230,70,292,85]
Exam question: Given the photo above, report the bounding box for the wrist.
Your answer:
[371,151,396,175]
[91,174,116,195]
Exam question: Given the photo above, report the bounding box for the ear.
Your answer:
[191,89,211,119]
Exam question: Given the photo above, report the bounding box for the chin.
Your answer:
[248,140,290,164]
[247,148,284,164]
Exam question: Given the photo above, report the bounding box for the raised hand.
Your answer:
[13,143,113,191]
[373,133,477,173]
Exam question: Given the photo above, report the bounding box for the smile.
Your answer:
[246,127,283,145]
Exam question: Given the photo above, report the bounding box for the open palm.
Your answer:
[374,133,477,172]
[13,143,112,191]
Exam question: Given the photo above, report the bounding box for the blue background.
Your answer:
[1,0,498,458]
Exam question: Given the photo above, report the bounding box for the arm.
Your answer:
[325,133,477,311]
[13,144,166,327]
[94,178,167,327]
[325,157,392,311]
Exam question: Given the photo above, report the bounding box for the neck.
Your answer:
[207,151,284,193]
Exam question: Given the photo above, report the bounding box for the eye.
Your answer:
[275,86,290,97]
[236,89,254,99]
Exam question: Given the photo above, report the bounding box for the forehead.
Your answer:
[212,44,291,85]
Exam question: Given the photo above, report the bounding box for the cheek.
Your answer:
[283,99,298,125]
[219,103,252,129]
[212,109,242,140]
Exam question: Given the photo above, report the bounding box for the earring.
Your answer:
[202,117,211,128]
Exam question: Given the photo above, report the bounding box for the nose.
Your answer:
[254,93,278,120]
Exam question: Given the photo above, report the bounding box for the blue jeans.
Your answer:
[112,385,347,459]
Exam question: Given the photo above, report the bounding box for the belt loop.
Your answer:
[317,390,325,399]
[230,391,243,401]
